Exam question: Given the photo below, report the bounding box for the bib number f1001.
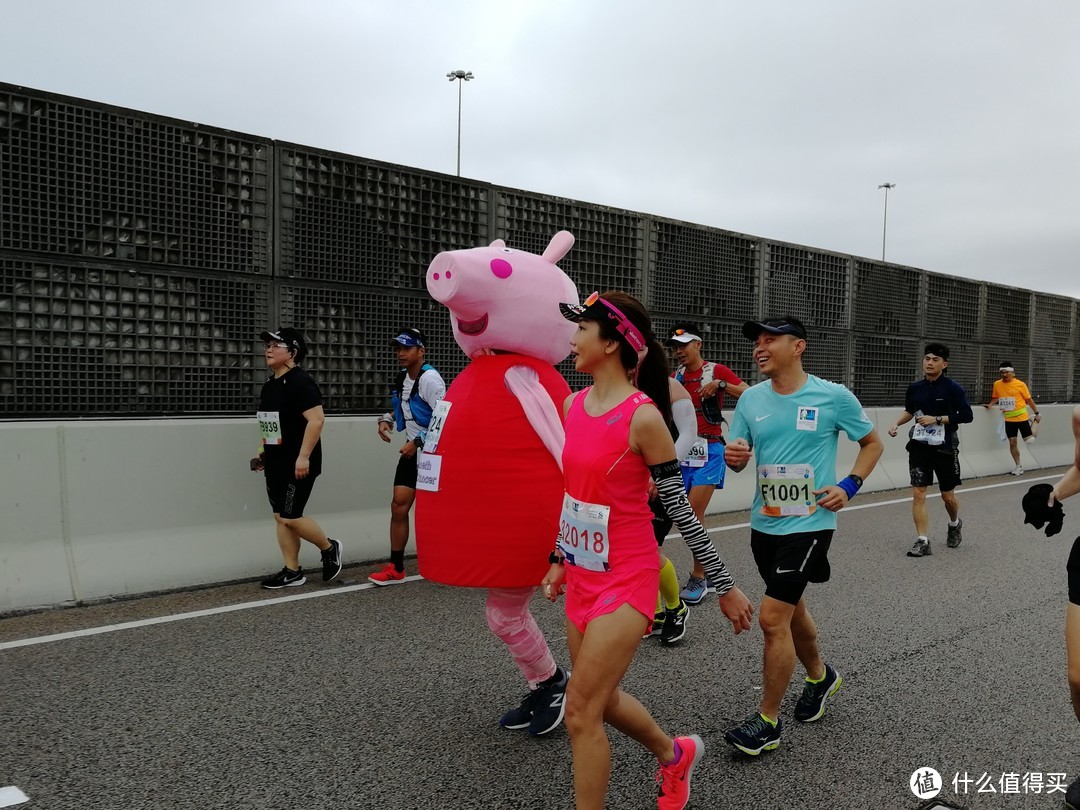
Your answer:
[757,464,816,517]
[558,493,611,572]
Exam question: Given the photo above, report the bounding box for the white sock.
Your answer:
[918,535,928,542]
[948,519,960,527]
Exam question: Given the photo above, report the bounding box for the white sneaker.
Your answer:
[1010,466,1024,476]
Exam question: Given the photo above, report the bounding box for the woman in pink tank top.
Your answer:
[542,291,754,810]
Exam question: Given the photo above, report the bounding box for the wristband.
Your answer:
[837,475,861,500]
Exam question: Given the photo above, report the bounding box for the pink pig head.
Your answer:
[426,230,579,364]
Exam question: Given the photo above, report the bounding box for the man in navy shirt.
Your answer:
[887,343,974,557]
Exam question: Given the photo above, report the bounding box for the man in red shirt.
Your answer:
[667,321,748,604]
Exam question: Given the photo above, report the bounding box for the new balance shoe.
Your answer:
[660,600,689,646]
[528,668,569,736]
[321,537,343,582]
[1010,465,1024,476]
[656,734,703,810]
[946,519,963,549]
[680,575,709,606]
[793,663,843,722]
[643,611,664,639]
[499,668,569,735]
[368,562,406,586]
[724,713,782,755]
[907,538,931,557]
[261,566,305,589]
[1064,775,1080,810]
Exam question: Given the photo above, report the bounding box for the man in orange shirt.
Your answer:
[982,361,1041,475]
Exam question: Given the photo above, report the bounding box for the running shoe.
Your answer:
[261,566,305,589]
[656,734,703,810]
[321,537,343,582]
[1065,775,1080,810]
[724,713,782,755]
[946,519,963,549]
[528,668,569,736]
[498,692,536,730]
[1010,465,1024,476]
[660,600,689,646]
[643,611,664,639]
[906,538,931,557]
[368,562,406,586]
[679,575,709,606]
[793,663,843,722]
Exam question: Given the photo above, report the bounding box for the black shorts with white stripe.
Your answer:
[750,528,834,606]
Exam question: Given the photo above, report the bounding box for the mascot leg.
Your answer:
[486,587,568,736]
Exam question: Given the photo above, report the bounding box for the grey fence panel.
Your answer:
[925,274,982,343]
[763,243,850,331]
[983,286,1033,346]
[852,261,923,336]
[851,335,922,407]
[646,221,759,322]
[0,257,269,417]
[495,190,646,298]
[278,145,490,288]
[0,84,270,274]
[1031,349,1075,403]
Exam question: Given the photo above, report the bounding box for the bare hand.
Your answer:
[250,456,264,472]
[294,457,310,479]
[813,485,849,512]
[700,381,721,399]
[647,479,659,500]
[915,415,938,427]
[541,564,567,602]
[887,425,899,438]
[724,437,751,469]
[378,422,393,443]
[400,441,417,458]
[718,586,754,634]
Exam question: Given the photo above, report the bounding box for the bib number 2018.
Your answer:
[558,493,611,572]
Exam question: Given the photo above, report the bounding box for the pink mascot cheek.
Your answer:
[490,258,513,279]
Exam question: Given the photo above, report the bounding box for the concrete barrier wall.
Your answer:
[2,404,1076,612]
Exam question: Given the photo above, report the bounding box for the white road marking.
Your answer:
[1,473,1060,651]
[0,786,29,807]
[0,576,423,650]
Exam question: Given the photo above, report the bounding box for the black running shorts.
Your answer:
[1068,536,1080,607]
[264,464,317,519]
[393,451,419,489]
[908,442,962,493]
[1004,420,1033,439]
[751,529,834,606]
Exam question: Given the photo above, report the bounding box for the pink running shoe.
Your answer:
[368,562,406,586]
[657,734,704,810]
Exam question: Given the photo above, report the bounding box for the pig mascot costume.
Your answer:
[415,231,576,736]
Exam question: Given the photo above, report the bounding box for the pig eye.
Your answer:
[490,258,513,279]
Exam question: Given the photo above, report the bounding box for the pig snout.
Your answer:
[426,251,516,305]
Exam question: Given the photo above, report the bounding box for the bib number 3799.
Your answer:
[558,493,611,572]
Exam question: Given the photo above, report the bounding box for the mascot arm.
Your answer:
[672,398,697,463]
[504,365,566,472]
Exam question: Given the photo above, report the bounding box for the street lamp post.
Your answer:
[877,183,895,261]
[446,70,474,176]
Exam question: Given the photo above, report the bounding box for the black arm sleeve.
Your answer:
[649,460,735,596]
[950,381,974,425]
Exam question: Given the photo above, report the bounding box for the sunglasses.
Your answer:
[579,291,646,352]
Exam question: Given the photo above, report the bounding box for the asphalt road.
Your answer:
[1,469,1077,810]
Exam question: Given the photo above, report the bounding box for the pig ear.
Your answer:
[490,238,506,249]
[541,231,575,264]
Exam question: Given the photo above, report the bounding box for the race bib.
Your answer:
[998,397,1016,412]
[414,452,442,492]
[912,422,945,446]
[257,410,282,445]
[757,464,816,517]
[558,493,611,572]
[422,400,452,453]
[684,437,709,468]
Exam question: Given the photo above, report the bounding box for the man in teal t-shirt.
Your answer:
[722,317,883,757]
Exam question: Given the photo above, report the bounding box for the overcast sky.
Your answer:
[3,0,1078,299]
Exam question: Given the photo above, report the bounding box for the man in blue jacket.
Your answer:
[887,343,974,557]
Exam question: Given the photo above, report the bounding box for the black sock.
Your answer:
[539,666,565,687]
[391,550,405,572]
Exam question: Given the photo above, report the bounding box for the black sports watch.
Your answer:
[935,415,943,425]
[548,551,565,565]
[847,474,864,488]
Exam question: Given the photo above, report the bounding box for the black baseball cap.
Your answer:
[742,317,808,341]
[259,327,307,361]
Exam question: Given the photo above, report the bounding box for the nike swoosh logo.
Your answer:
[776,568,799,574]
[756,414,773,422]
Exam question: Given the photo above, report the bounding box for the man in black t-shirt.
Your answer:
[253,327,343,589]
